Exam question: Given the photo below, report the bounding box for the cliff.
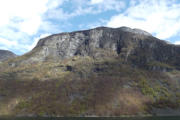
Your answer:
[21,27,180,70]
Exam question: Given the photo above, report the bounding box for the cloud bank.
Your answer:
[0,0,64,54]
[107,0,180,40]
[0,0,179,54]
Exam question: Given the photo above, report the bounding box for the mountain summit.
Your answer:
[0,27,180,116]
[27,26,154,61]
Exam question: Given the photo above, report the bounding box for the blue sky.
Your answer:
[0,0,180,55]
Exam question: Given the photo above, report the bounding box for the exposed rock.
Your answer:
[22,26,180,70]
[119,26,152,36]
[0,50,17,62]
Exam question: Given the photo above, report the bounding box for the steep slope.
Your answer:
[0,50,16,62]
[0,27,180,116]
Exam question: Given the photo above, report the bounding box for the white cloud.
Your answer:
[98,0,125,11]
[107,0,180,40]
[47,0,64,9]
[174,41,180,45]
[0,0,64,35]
[2,0,180,55]
[46,0,125,20]
[20,16,42,35]
[0,0,49,38]
[0,38,18,48]
[0,33,51,54]
[91,0,104,4]
[0,0,64,54]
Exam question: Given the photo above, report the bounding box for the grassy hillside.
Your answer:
[0,55,180,116]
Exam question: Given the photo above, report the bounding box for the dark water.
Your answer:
[0,117,180,120]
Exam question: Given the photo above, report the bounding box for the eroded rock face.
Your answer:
[25,27,180,69]
[0,50,17,62]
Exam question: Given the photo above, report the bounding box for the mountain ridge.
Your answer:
[0,50,17,62]
[14,26,180,71]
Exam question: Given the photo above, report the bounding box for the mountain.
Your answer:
[0,50,16,62]
[0,27,180,117]
[16,26,180,70]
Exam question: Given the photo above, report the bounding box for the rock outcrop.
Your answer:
[0,50,17,62]
[25,26,180,69]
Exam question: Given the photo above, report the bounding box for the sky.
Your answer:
[0,0,180,55]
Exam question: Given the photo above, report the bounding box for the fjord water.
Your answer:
[1,117,180,120]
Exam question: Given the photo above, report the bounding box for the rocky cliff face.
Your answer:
[0,50,16,62]
[25,27,180,70]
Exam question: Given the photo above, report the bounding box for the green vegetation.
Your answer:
[16,99,31,110]
[138,76,158,98]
